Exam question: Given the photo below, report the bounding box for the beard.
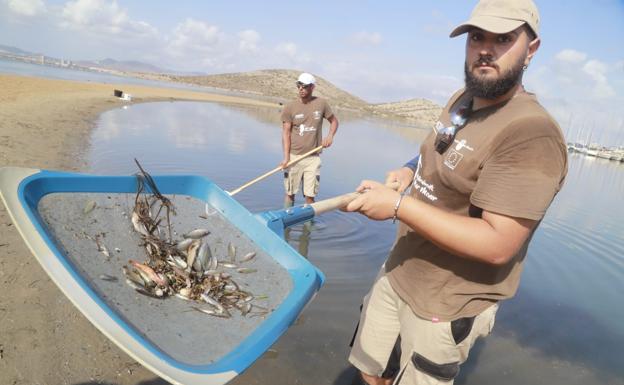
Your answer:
[464,55,525,99]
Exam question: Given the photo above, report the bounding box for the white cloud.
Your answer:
[275,42,298,59]
[238,29,260,53]
[166,18,223,57]
[583,59,615,98]
[350,31,382,46]
[7,0,46,16]
[60,0,157,38]
[555,49,587,63]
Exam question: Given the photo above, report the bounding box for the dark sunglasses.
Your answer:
[296,82,312,89]
[434,103,471,154]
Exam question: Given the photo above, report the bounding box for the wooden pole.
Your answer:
[228,145,323,196]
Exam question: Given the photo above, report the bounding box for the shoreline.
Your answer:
[0,73,281,385]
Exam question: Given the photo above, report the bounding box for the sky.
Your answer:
[1,0,623,144]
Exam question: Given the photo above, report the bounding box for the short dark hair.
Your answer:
[524,24,537,41]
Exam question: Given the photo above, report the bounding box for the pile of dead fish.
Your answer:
[122,163,266,318]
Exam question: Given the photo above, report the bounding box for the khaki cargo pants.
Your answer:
[349,270,498,385]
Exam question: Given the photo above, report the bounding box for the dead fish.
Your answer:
[194,241,212,272]
[175,293,191,301]
[191,306,230,318]
[83,200,97,214]
[131,212,150,237]
[237,268,257,274]
[129,259,168,287]
[125,279,163,299]
[185,241,200,273]
[240,251,256,263]
[95,236,110,257]
[99,274,118,282]
[122,266,145,287]
[220,262,238,269]
[238,302,252,316]
[183,229,210,239]
[175,238,194,251]
[228,242,236,261]
[200,293,231,317]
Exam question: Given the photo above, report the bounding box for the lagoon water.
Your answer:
[87,101,624,385]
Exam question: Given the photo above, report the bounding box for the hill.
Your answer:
[168,69,441,125]
[170,69,368,111]
[368,98,442,126]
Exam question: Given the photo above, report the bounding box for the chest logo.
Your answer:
[454,139,474,151]
[444,149,464,170]
[313,110,321,119]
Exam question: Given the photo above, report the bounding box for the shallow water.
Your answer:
[88,102,624,385]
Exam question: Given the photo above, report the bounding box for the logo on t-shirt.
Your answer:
[313,110,321,120]
[298,124,316,136]
[444,149,464,170]
[454,139,474,151]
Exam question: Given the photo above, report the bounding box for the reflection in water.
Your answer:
[88,102,624,385]
[285,221,313,259]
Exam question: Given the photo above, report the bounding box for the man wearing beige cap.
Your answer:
[346,1,567,384]
[279,72,339,206]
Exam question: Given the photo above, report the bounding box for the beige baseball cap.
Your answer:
[449,0,539,38]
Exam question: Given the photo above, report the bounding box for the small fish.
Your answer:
[172,255,188,269]
[220,262,238,269]
[175,293,191,301]
[191,306,230,318]
[99,274,118,282]
[183,229,210,239]
[237,268,257,274]
[200,293,231,317]
[122,266,145,287]
[240,251,256,263]
[131,212,150,237]
[185,241,200,273]
[83,200,97,214]
[239,302,252,316]
[228,242,236,261]
[129,259,168,287]
[194,241,212,272]
[175,238,194,251]
[95,236,110,257]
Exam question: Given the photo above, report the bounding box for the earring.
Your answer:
[523,64,528,71]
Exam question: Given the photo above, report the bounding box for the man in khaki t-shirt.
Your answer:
[279,72,339,206]
[345,1,568,384]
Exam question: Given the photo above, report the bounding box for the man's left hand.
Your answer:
[322,135,334,148]
[345,180,401,221]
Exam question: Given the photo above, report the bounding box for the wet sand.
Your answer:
[0,74,279,385]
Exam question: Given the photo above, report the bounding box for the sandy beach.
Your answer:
[0,74,279,385]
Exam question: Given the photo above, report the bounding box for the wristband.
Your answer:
[392,194,404,224]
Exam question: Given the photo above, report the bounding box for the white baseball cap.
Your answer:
[297,73,316,85]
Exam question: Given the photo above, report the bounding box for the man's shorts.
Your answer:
[348,269,498,385]
[283,154,321,197]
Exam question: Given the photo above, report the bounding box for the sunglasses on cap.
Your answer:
[434,98,472,154]
[296,82,312,89]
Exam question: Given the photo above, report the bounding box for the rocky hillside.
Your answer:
[368,98,442,126]
[170,69,368,111]
[166,69,441,125]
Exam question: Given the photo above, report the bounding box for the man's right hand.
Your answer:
[385,167,415,193]
[279,157,290,169]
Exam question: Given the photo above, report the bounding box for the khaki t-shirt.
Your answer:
[386,90,568,321]
[281,97,333,155]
